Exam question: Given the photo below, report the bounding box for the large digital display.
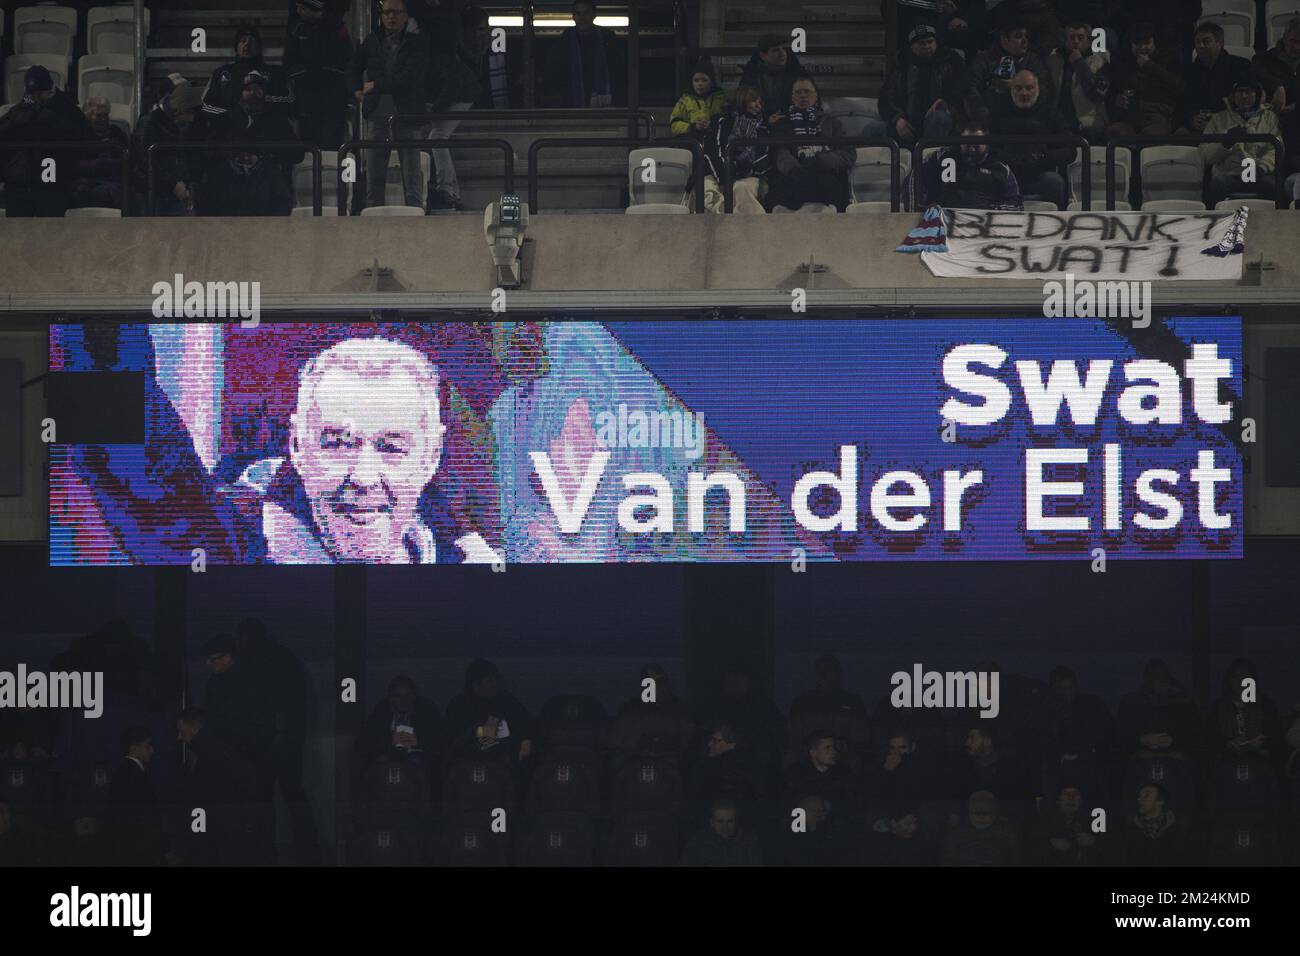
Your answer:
[49,318,1243,565]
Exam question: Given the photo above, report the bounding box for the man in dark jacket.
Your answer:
[1184,21,1252,132]
[1106,24,1184,137]
[739,32,806,125]
[177,708,268,865]
[135,82,204,214]
[425,5,496,210]
[1251,18,1300,192]
[69,96,130,211]
[106,726,167,866]
[875,24,980,145]
[197,150,294,215]
[0,66,94,217]
[202,26,296,115]
[992,69,1075,207]
[541,0,622,107]
[971,20,1053,113]
[348,0,432,209]
[285,0,353,148]
[443,659,533,764]
[212,70,304,174]
[679,798,764,866]
[764,75,854,211]
[918,114,1024,208]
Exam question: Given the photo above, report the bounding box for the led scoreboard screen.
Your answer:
[49,318,1243,565]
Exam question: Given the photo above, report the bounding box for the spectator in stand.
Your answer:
[1117,658,1202,760]
[349,0,432,210]
[542,0,622,108]
[1031,783,1107,865]
[1123,781,1188,865]
[863,805,940,865]
[135,82,204,215]
[872,24,980,147]
[785,729,860,811]
[214,71,304,175]
[689,721,766,805]
[69,97,131,211]
[1200,79,1282,205]
[740,33,806,124]
[991,70,1074,207]
[783,793,854,866]
[700,84,771,214]
[443,659,533,763]
[679,797,764,866]
[764,75,855,211]
[1046,20,1111,143]
[425,6,504,211]
[1252,18,1300,203]
[608,663,694,758]
[1116,0,1205,61]
[197,148,294,216]
[946,722,1027,811]
[1205,657,1282,762]
[0,66,94,217]
[971,20,1053,113]
[285,0,353,148]
[991,0,1063,59]
[670,58,725,141]
[202,26,296,116]
[935,0,987,60]
[942,790,1020,865]
[1185,22,1252,134]
[176,707,267,865]
[1105,24,1184,138]
[917,113,1024,208]
[105,726,167,866]
[202,634,276,796]
[358,675,442,767]
[866,730,936,810]
[787,655,869,770]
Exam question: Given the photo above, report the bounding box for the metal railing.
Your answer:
[527,136,705,212]
[725,135,900,212]
[914,134,1092,210]
[1106,133,1288,209]
[147,141,317,216]
[0,141,131,215]
[385,109,657,141]
[674,44,886,97]
[338,138,515,214]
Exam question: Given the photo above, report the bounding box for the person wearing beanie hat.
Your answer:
[872,19,980,145]
[741,31,805,122]
[0,63,94,216]
[134,81,207,215]
[202,24,296,114]
[1202,78,1281,205]
[669,57,725,138]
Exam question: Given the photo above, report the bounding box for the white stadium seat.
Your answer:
[5,52,69,103]
[822,96,880,137]
[1224,44,1257,61]
[1023,200,1060,211]
[1141,199,1208,210]
[1070,146,1132,204]
[13,6,77,59]
[846,201,897,213]
[625,203,691,214]
[850,146,911,204]
[65,207,122,217]
[294,151,340,209]
[108,101,133,136]
[1139,146,1206,203]
[1266,1,1300,45]
[628,147,693,206]
[78,54,136,112]
[359,205,425,216]
[1215,197,1280,210]
[1197,2,1256,46]
[291,206,339,217]
[87,5,150,55]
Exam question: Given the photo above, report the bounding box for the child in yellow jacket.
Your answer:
[670,58,726,139]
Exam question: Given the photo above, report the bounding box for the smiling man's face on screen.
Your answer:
[289,342,444,562]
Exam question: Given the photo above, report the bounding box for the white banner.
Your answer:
[919,207,1248,281]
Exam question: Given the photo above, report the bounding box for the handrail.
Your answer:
[338,137,514,215]
[0,140,131,216]
[527,136,706,212]
[148,141,317,216]
[385,109,657,141]
[914,134,1091,210]
[724,135,899,212]
[1106,133,1287,209]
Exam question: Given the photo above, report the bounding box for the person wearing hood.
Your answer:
[918,113,1024,209]
[971,19,1053,113]
[991,69,1074,208]
[202,26,296,115]
[669,58,725,140]
[284,0,353,148]
[0,65,94,216]
[347,0,432,209]
[763,74,854,211]
[740,33,806,124]
[1046,19,1111,143]
[874,23,980,145]
[1201,79,1281,206]
[134,82,205,215]
[1251,17,1300,202]
[700,83,771,213]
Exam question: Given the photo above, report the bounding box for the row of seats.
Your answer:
[2,4,146,56]
[4,51,135,110]
[1196,0,1300,47]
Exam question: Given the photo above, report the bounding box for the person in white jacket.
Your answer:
[1201,80,1282,207]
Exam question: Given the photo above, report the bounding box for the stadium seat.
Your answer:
[850,147,911,204]
[628,147,693,206]
[1068,199,1132,210]
[87,5,150,56]
[1069,146,1131,205]
[602,810,679,867]
[1139,146,1206,203]
[353,825,425,866]
[1140,199,1208,210]
[443,757,515,812]
[78,54,136,112]
[535,694,607,761]
[846,201,896,213]
[1267,0,1300,45]
[291,205,339,216]
[359,205,425,216]
[13,6,77,59]
[432,812,510,866]
[0,104,11,120]
[822,96,880,137]
[294,151,340,209]
[625,202,691,214]
[5,53,69,103]
[516,811,595,867]
[65,207,122,217]
[527,757,600,814]
[1215,197,1281,210]
[611,756,682,813]
[1197,2,1256,46]
[1022,200,1060,211]
[108,101,133,135]
[1224,44,1257,61]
